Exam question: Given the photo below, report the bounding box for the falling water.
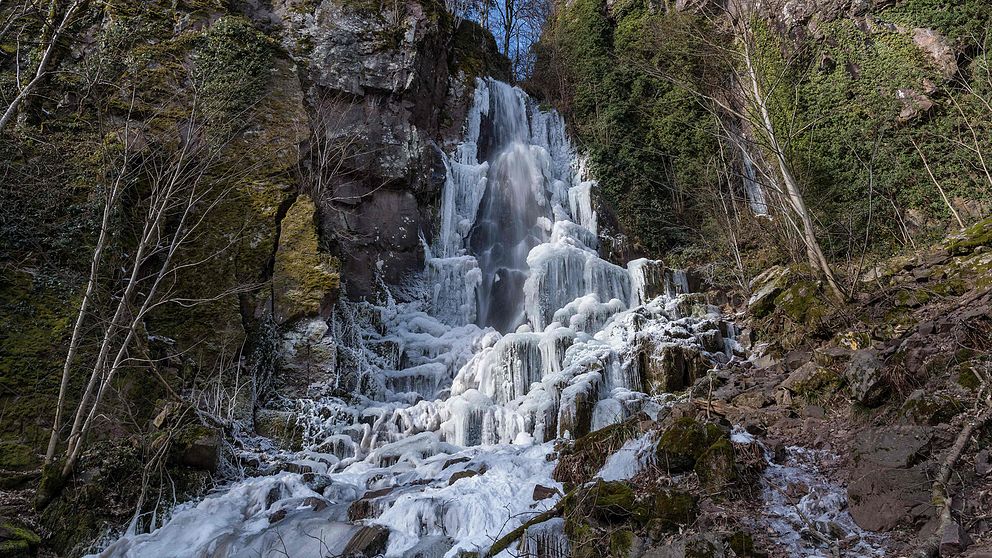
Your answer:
[93,79,737,558]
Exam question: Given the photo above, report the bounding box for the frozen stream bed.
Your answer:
[93,78,747,558]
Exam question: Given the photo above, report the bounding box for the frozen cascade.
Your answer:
[94,78,739,558]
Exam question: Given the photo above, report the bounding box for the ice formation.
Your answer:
[93,78,738,558]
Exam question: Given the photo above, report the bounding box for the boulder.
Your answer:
[342,525,390,557]
[912,28,958,78]
[656,418,725,473]
[176,427,221,473]
[848,425,936,532]
[901,390,963,425]
[254,409,304,450]
[0,519,41,557]
[853,426,933,469]
[447,469,479,485]
[271,195,339,325]
[940,520,971,556]
[847,465,932,531]
[643,343,710,394]
[694,438,736,493]
[533,485,561,501]
[845,349,889,406]
[747,266,789,318]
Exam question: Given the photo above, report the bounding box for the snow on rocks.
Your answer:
[93,77,739,558]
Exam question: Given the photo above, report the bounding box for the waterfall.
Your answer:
[93,78,736,558]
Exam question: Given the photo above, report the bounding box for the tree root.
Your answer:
[912,405,992,558]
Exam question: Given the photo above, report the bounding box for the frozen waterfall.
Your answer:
[94,78,738,558]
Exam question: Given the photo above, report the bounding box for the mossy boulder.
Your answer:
[901,390,963,425]
[946,216,992,255]
[655,417,725,473]
[747,266,790,318]
[553,415,643,486]
[779,362,842,402]
[773,279,827,325]
[695,438,736,494]
[0,519,41,557]
[590,481,637,523]
[643,488,698,534]
[643,343,710,394]
[254,409,305,451]
[272,195,340,325]
[449,19,512,83]
[169,425,222,473]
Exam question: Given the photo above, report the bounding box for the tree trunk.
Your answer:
[741,34,846,301]
[0,0,84,133]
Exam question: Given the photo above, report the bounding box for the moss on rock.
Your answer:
[553,415,642,486]
[272,194,340,325]
[0,519,41,557]
[655,417,724,473]
[946,216,992,255]
[694,438,736,494]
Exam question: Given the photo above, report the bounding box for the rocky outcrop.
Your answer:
[271,195,339,324]
[252,0,510,298]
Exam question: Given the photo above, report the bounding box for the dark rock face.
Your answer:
[848,426,935,531]
[252,0,510,298]
[177,429,222,473]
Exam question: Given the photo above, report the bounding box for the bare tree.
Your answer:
[633,4,846,300]
[0,0,86,133]
[44,92,266,478]
[44,94,137,465]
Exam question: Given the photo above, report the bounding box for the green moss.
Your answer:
[0,520,41,557]
[728,531,758,557]
[656,417,723,472]
[591,481,636,522]
[553,416,640,485]
[902,392,963,425]
[272,195,341,324]
[642,488,698,532]
[773,280,827,324]
[609,529,634,556]
[694,438,736,493]
[533,0,720,253]
[791,368,842,401]
[957,366,981,391]
[450,19,512,83]
[192,16,274,126]
[947,217,992,255]
[0,270,74,447]
[0,442,37,471]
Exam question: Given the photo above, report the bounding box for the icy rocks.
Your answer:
[642,344,709,394]
[342,525,390,557]
[533,485,561,501]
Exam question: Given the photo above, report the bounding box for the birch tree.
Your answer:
[0,0,86,132]
[635,5,846,300]
[45,95,263,479]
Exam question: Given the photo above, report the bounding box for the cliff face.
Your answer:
[0,0,509,553]
[253,0,511,297]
